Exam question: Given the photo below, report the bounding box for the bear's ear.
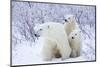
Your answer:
[68,17,70,20]
[73,16,78,21]
[47,25,50,29]
[75,33,77,36]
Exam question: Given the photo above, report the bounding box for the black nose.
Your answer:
[34,34,39,37]
[34,34,37,36]
[72,37,74,39]
[64,19,68,22]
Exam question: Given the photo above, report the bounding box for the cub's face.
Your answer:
[69,30,80,40]
[34,24,50,37]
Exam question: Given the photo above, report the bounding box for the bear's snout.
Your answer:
[72,37,74,39]
[64,19,68,22]
[34,33,40,37]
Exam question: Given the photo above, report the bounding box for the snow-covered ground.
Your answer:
[12,1,96,66]
[12,37,86,65]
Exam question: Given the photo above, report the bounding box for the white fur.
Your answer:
[34,22,71,61]
[68,30,81,58]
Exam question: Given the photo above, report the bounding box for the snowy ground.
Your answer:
[12,25,95,65]
[12,38,86,65]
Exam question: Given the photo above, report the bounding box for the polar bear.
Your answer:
[64,15,79,36]
[68,30,81,58]
[34,22,71,61]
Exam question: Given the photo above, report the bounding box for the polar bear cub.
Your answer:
[64,15,79,36]
[68,30,81,58]
[34,22,71,61]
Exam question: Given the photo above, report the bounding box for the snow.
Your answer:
[12,1,96,66]
[12,37,87,65]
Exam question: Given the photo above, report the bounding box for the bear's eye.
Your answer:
[48,25,50,28]
[64,19,68,22]
[40,29,42,31]
[72,37,74,39]
[68,17,70,20]
[75,34,77,36]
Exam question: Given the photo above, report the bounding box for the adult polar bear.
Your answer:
[34,22,71,61]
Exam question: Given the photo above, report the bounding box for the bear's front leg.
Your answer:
[70,49,77,58]
[76,49,81,57]
[42,39,56,61]
[59,44,71,60]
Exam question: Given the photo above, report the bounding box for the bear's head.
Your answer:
[68,30,81,41]
[34,23,50,37]
[64,15,76,23]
